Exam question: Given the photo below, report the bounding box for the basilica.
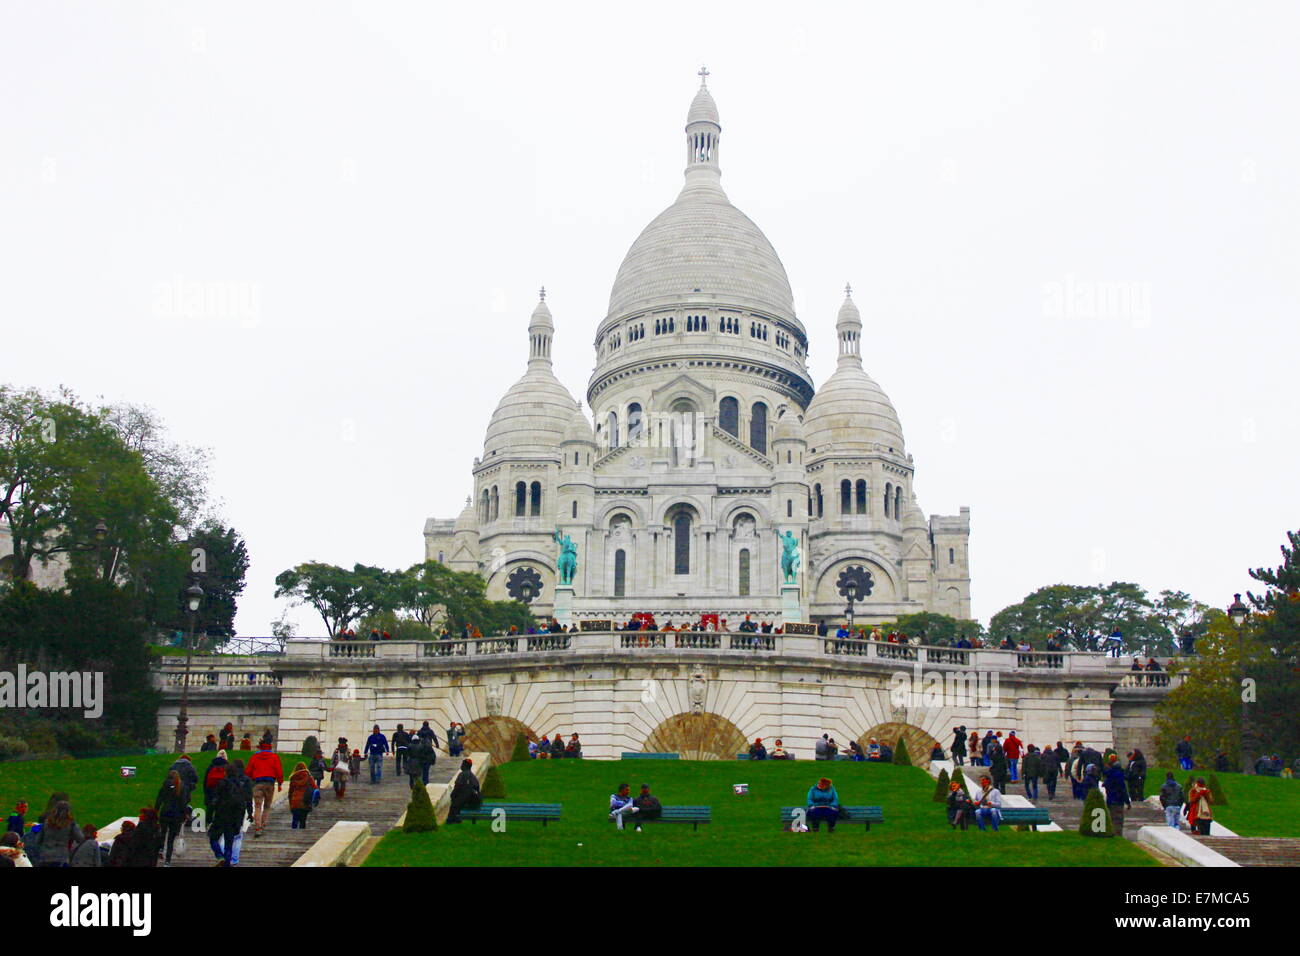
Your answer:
[424,73,971,628]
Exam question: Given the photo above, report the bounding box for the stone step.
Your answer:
[1193,837,1300,867]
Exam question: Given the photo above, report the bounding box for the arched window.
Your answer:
[738,548,751,597]
[627,403,643,443]
[572,500,578,519]
[530,481,542,517]
[438,552,445,564]
[787,499,793,517]
[949,547,955,565]
[814,483,824,518]
[614,549,627,597]
[855,479,867,514]
[607,410,619,448]
[840,479,852,514]
[719,396,739,437]
[883,482,893,519]
[515,481,527,517]
[490,485,499,521]
[894,486,902,521]
[480,489,490,523]
[672,511,692,575]
[750,402,768,454]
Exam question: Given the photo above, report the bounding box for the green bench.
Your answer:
[779,805,884,831]
[646,806,712,831]
[461,802,562,827]
[998,807,1053,831]
[621,752,679,759]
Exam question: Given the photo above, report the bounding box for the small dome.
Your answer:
[483,368,579,458]
[530,292,553,331]
[902,501,927,533]
[563,406,595,445]
[837,291,861,328]
[804,364,906,456]
[773,410,805,443]
[454,497,477,533]
[687,85,720,126]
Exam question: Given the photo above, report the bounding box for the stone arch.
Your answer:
[462,715,537,766]
[642,712,747,761]
[858,721,942,769]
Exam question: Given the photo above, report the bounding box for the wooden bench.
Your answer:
[621,752,679,760]
[654,806,712,830]
[460,802,562,827]
[998,807,1053,831]
[780,805,884,831]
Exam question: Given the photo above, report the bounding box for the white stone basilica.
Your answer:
[425,73,972,628]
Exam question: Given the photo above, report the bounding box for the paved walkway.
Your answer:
[1191,836,1300,867]
[166,755,456,868]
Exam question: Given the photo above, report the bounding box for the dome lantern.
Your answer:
[685,66,721,181]
[528,286,554,367]
[837,282,863,366]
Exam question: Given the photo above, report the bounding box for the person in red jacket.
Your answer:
[1003,731,1023,782]
[244,741,283,838]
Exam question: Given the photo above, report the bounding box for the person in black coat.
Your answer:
[1039,746,1062,799]
[208,761,252,866]
[445,759,482,823]
[1126,749,1148,801]
[951,726,968,765]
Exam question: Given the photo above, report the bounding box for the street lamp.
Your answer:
[1227,593,1250,774]
[174,582,204,753]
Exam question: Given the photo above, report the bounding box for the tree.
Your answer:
[481,763,507,798]
[1207,773,1229,807]
[510,733,531,762]
[301,735,319,757]
[891,612,984,644]
[393,561,494,633]
[1079,786,1114,837]
[990,582,1175,654]
[1248,529,1300,655]
[1152,590,1211,655]
[480,599,536,636]
[951,767,970,795]
[892,737,913,766]
[274,562,395,636]
[933,767,951,802]
[402,779,437,832]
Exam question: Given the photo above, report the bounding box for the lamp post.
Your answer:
[174,583,204,754]
[1227,593,1250,774]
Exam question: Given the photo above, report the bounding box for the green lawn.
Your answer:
[365,758,1158,867]
[0,751,303,831]
[1145,766,1300,838]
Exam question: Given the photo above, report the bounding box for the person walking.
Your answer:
[1039,744,1061,799]
[288,762,318,829]
[245,738,283,837]
[364,725,389,783]
[393,724,412,776]
[154,769,191,865]
[330,738,351,798]
[1186,778,1214,835]
[1021,745,1042,800]
[1126,749,1148,802]
[1003,731,1023,782]
[1158,772,1184,829]
[969,732,982,766]
[1176,735,1195,771]
[1052,741,1070,775]
[1103,755,1132,833]
[951,726,967,766]
[209,759,252,866]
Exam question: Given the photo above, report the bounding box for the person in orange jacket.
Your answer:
[244,740,283,838]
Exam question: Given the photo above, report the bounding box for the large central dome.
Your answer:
[603,76,797,328]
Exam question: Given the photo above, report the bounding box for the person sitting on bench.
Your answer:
[946,780,974,831]
[770,739,791,760]
[445,759,481,824]
[610,783,641,831]
[748,738,768,760]
[806,777,842,833]
[633,784,662,824]
[972,776,1003,831]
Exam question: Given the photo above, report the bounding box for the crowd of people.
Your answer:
[527,732,583,758]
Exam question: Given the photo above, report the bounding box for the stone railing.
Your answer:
[272,634,1143,676]
[159,667,283,688]
[1116,671,1184,690]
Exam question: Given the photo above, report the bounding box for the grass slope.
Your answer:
[0,752,302,831]
[1145,766,1300,838]
[365,759,1157,867]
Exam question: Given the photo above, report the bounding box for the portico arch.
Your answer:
[462,715,538,766]
[858,721,942,769]
[642,712,747,761]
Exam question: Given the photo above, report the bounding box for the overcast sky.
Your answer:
[2,1,1297,636]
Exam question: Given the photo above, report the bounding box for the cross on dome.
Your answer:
[539,285,546,301]
[698,65,710,87]
[844,282,853,297]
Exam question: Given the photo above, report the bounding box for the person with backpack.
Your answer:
[69,824,105,867]
[29,800,83,867]
[209,759,253,867]
[392,724,412,776]
[1186,778,1214,835]
[1158,772,1184,829]
[203,749,229,815]
[330,738,351,798]
[154,769,192,865]
[288,762,319,829]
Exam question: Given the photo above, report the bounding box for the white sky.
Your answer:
[2,1,1297,636]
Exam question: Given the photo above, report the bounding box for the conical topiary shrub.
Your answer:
[1079,787,1114,837]
[510,733,531,762]
[951,767,971,795]
[403,779,437,833]
[481,763,507,798]
[933,767,951,802]
[1207,772,1229,807]
[893,737,913,766]
[301,735,319,757]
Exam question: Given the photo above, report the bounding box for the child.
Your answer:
[309,750,328,789]
[330,739,351,798]
[6,800,27,836]
[348,748,362,780]
[239,733,253,750]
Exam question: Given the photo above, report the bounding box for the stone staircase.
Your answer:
[1192,836,1300,867]
[165,756,455,867]
[1012,779,1167,839]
